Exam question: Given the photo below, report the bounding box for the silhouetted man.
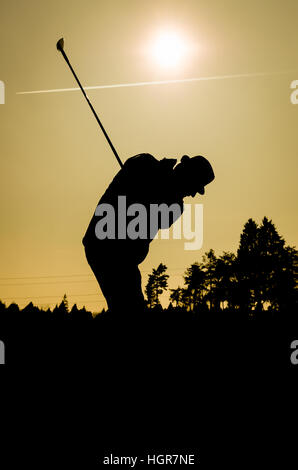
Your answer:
[83,153,215,314]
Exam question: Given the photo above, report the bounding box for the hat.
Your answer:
[181,155,215,194]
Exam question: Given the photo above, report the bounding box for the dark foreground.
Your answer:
[1,309,297,468]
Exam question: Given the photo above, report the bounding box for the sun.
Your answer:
[151,31,188,68]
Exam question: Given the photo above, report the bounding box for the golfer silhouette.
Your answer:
[83,153,215,314]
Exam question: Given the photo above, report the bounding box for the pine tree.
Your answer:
[145,263,169,308]
[169,287,184,308]
[183,262,206,311]
[236,217,297,311]
[53,294,69,318]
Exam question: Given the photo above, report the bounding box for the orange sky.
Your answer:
[0,0,298,311]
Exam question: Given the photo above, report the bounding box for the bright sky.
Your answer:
[0,0,298,311]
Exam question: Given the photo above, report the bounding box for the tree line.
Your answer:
[0,294,94,323]
[145,217,297,313]
[0,217,297,318]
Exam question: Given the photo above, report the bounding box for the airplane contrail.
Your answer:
[16,70,291,95]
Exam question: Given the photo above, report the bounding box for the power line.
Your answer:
[0,280,97,287]
[0,269,185,282]
[0,268,185,287]
[0,274,93,281]
[0,274,183,287]
[0,293,105,301]
[38,300,106,307]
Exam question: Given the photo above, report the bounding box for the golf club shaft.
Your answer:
[59,48,123,168]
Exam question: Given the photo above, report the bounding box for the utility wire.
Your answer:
[0,293,105,301]
[0,269,185,282]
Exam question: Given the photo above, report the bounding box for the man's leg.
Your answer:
[117,263,145,314]
[85,247,145,314]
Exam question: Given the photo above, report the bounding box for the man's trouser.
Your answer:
[85,246,146,314]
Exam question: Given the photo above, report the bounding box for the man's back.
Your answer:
[82,153,183,264]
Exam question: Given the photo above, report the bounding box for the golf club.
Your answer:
[56,37,123,168]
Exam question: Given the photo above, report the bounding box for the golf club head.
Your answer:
[56,38,64,52]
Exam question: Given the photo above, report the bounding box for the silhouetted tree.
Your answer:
[0,301,6,315]
[236,217,297,311]
[71,304,92,321]
[52,294,69,319]
[258,218,297,311]
[236,219,260,311]
[181,287,192,311]
[6,302,20,319]
[145,263,169,308]
[183,262,206,311]
[212,252,237,310]
[70,303,79,317]
[201,250,220,310]
[21,301,40,321]
[277,246,298,311]
[61,294,69,312]
[169,287,184,308]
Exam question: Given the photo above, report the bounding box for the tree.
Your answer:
[236,217,297,311]
[0,300,6,313]
[21,301,40,320]
[70,303,80,319]
[169,287,184,308]
[212,252,237,310]
[6,302,20,318]
[53,294,69,318]
[68,303,92,320]
[145,263,169,308]
[183,262,206,311]
[201,250,220,311]
[236,218,260,310]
